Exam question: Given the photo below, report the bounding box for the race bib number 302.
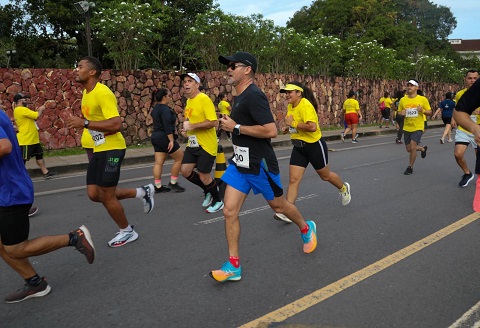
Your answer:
[89,129,106,146]
[406,108,418,117]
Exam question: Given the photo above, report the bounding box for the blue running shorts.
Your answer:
[221,162,283,201]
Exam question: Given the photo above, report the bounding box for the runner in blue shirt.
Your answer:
[0,110,95,303]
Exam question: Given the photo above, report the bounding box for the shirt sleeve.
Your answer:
[161,107,174,135]
[99,89,120,119]
[456,79,480,115]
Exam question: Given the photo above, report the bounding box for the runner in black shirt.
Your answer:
[209,51,318,282]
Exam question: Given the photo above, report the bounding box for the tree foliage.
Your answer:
[0,0,471,83]
[92,1,167,70]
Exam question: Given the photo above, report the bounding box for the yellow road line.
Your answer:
[240,212,480,328]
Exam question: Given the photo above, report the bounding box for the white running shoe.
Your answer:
[108,228,139,247]
[142,184,154,214]
[273,213,292,223]
[202,193,213,207]
[340,182,351,205]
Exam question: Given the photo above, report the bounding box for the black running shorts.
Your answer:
[86,149,126,188]
[0,204,31,246]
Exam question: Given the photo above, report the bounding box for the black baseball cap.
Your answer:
[13,93,29,103]
[218,51,257,72]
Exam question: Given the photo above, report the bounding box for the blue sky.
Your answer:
[0,0,477,39]
[215,0,479,40]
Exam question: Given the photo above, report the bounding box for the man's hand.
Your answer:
[219,115,236,132]
[66,115,84,129]
[183,120,192,131]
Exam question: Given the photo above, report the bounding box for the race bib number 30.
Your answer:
[406,108,418,117]
[89,129,106,146]
[232,145,250,169]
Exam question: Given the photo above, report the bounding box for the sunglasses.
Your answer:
[228,63,248,70]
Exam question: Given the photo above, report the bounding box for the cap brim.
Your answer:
[218,55,236,65]
[180,73,200,83]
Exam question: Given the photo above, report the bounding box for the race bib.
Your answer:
[406,108,418,117]
[232,145,250,169]
[188,135,199,148]
[89,129,106,146]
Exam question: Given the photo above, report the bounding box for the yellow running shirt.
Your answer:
[343,98,360,114]
[287,98,321,143]
[218,100,231,116]
[455,88,480,133]
[14,106,39,146]
[81,82,126,152]
[184,92,218,156]
[399,95,431,132]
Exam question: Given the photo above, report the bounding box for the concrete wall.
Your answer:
[0,68,459,150]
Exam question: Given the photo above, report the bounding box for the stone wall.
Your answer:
[0,68,459,150]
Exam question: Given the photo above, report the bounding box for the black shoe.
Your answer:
[459,172,474,188]
[404,166,413,175]
[154,185,171,193]
[168,182,185,192]
[421,146,428,159]
[44,171,57,179]
[72,225,95,264]
[5,277,51,303]
[28,207,38,217]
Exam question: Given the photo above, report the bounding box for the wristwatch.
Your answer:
[233,124,241,136]
[84,119,90,129]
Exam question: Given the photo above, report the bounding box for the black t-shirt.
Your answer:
[229,84,279,175]
[151,104,177,139]
[456,79,480,115]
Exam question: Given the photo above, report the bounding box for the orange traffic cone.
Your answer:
[215,145,227,198]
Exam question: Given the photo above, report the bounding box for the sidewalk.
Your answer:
[26,120,445,178]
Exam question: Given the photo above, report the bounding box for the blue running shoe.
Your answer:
[210,261,241,282]
[302,221,317,253]
[206,200,224,213]
[202,193,213,207]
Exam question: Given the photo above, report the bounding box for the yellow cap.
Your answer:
[280,84,304,93]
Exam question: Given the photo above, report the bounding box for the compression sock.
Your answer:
[185,171,208,192]
[205,180,221,202]
[229,256,240,268]
[300,224,310,235]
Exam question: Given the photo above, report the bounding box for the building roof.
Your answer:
[449,39,480,52]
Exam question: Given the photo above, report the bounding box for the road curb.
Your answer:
[28,124,443,178]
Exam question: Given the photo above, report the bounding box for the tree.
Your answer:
[149,0,215,70]
[92,1,167,70]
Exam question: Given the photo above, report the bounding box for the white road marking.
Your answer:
[194,194,319,225]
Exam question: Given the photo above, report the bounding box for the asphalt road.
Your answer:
[2,130,480,328]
